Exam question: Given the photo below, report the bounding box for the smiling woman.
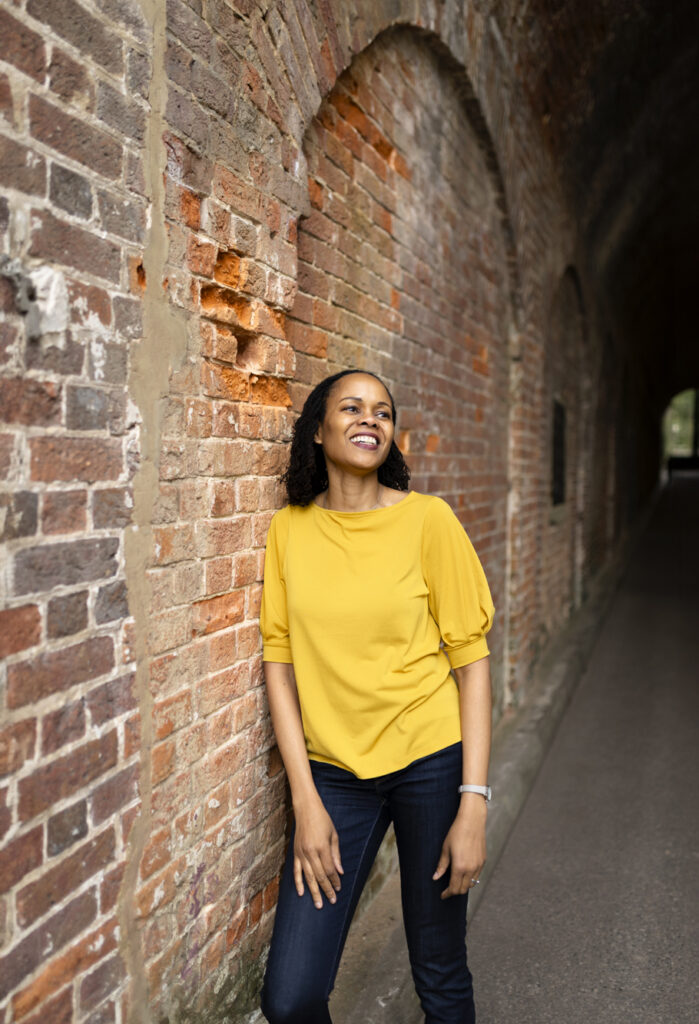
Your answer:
[259,370,495,1024]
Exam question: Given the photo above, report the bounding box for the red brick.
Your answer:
[8,636,114,708]
[91,764,139,824]
[18,731,118,822]
[191,591,245,636]
[22,987,73,1024]
[47,801,87,857]
[0,890,96,1001]
[42,490,88,535]
[11,914,117,1018]
[29,436,123,483]
[0,605,41,658]
[86,673,137,726]
[154,689,192,740]
[17,829,115,927]
[29,209,121,283]
[41,700,86,755]
[0,827,42,896]
[0,718,37,776]
[100,863,125,915]
[139,827,171,881]
[0,379,60,426]
[48,47,93,107]
[79,952,124,1013]
[0,8,46,80]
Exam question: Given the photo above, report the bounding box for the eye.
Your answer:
[378,411,391,419]
[342,404,359,413]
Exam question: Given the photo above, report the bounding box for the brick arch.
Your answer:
[287,25,512,711]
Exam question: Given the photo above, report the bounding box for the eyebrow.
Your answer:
[341,396,391,407]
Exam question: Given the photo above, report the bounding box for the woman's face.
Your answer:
[314,373,395,476]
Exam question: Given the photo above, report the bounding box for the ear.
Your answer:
[313,422,323,445]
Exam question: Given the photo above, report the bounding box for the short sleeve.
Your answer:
[260,508,293,663]
[421,498,495,668]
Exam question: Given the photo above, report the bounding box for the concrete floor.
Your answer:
[469,474,699,1023]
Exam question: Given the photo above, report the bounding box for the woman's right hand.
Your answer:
[293,794,344,909]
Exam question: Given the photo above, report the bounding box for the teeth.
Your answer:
[352,435,378,446]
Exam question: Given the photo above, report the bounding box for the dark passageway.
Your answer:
[468,475,699,1024]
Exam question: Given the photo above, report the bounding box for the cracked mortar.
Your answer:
[117,3,189,1021]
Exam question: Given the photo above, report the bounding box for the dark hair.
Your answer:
[282,369,411,506]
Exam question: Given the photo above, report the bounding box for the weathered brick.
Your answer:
[0,135,46,196]
[0,7,46,80]
[18,731,118,822]
[80,952,125,1013]
[17,828,115,926]
[0,890,95,1001]
[47,800,88,857]
[8,636,114,708]
[66,385,110,431]
[86,673,137,726]
[22,987,74,1024]
[0,378,60,426]
[0,605,41,658]
[97,81,146,141]
[10,911,115,1016]
[13,538,118,596]
[48,47,93,107]
[41,699,86,754]
[92,764,139,824]
[42,490,88,535]
[49,163,93,219]
[46,591,89,640]
[92,487,133,528]
[0,719,37,777]
[95,579,129,624]
[30,212,119,290]
[29,436,123,483]
[30,95,122,183]
[0,827,42,896]
[27,0,124,74]
[191,590,245,636]
[98,190,146,244]
[0,490,38,541]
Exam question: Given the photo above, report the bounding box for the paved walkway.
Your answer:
[468,475,699,1023]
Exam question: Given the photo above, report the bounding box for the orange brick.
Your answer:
[192,591,245,636]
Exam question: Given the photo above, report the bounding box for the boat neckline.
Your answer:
[311,490,417,516]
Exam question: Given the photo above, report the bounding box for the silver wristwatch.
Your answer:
[458,784,492,801]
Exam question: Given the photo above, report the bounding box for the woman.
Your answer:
[260,369,494,1024]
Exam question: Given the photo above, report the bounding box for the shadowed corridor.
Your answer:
[468,474,699,1023]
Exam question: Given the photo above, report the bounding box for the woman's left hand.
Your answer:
[432,796,487,899]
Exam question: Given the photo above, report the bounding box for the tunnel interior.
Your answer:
[508,0,699,488]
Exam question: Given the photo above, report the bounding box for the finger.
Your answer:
[293,856,305,898]
[302,862,326,910]
[330,831,344,877]
[432,847,450,881]
[312,856,340,904]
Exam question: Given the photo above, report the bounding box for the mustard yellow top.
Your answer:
[260,491,494,779]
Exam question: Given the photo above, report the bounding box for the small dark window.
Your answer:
[552,400,566,505]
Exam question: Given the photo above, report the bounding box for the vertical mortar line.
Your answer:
[119,2,188,1021]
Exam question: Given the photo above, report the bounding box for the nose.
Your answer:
[360,411,377,426]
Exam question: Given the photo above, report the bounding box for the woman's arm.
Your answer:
[432,655,492,898]
[264,661,343,908]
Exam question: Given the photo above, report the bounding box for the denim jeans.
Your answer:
[260,743,475,1024]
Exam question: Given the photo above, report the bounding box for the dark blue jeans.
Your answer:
[261,743,475,1024]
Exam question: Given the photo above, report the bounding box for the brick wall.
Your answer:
[0,2,657,1022]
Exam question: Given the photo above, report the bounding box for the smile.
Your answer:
[350,434,379,449]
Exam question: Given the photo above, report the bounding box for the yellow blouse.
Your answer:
[260,491,494,778]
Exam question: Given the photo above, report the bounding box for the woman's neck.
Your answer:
[317,475,383,512]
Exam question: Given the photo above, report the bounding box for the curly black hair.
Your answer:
[282,369,411,506]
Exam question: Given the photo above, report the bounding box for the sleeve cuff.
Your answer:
[262,642,293,663]
[446,635,490,669]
